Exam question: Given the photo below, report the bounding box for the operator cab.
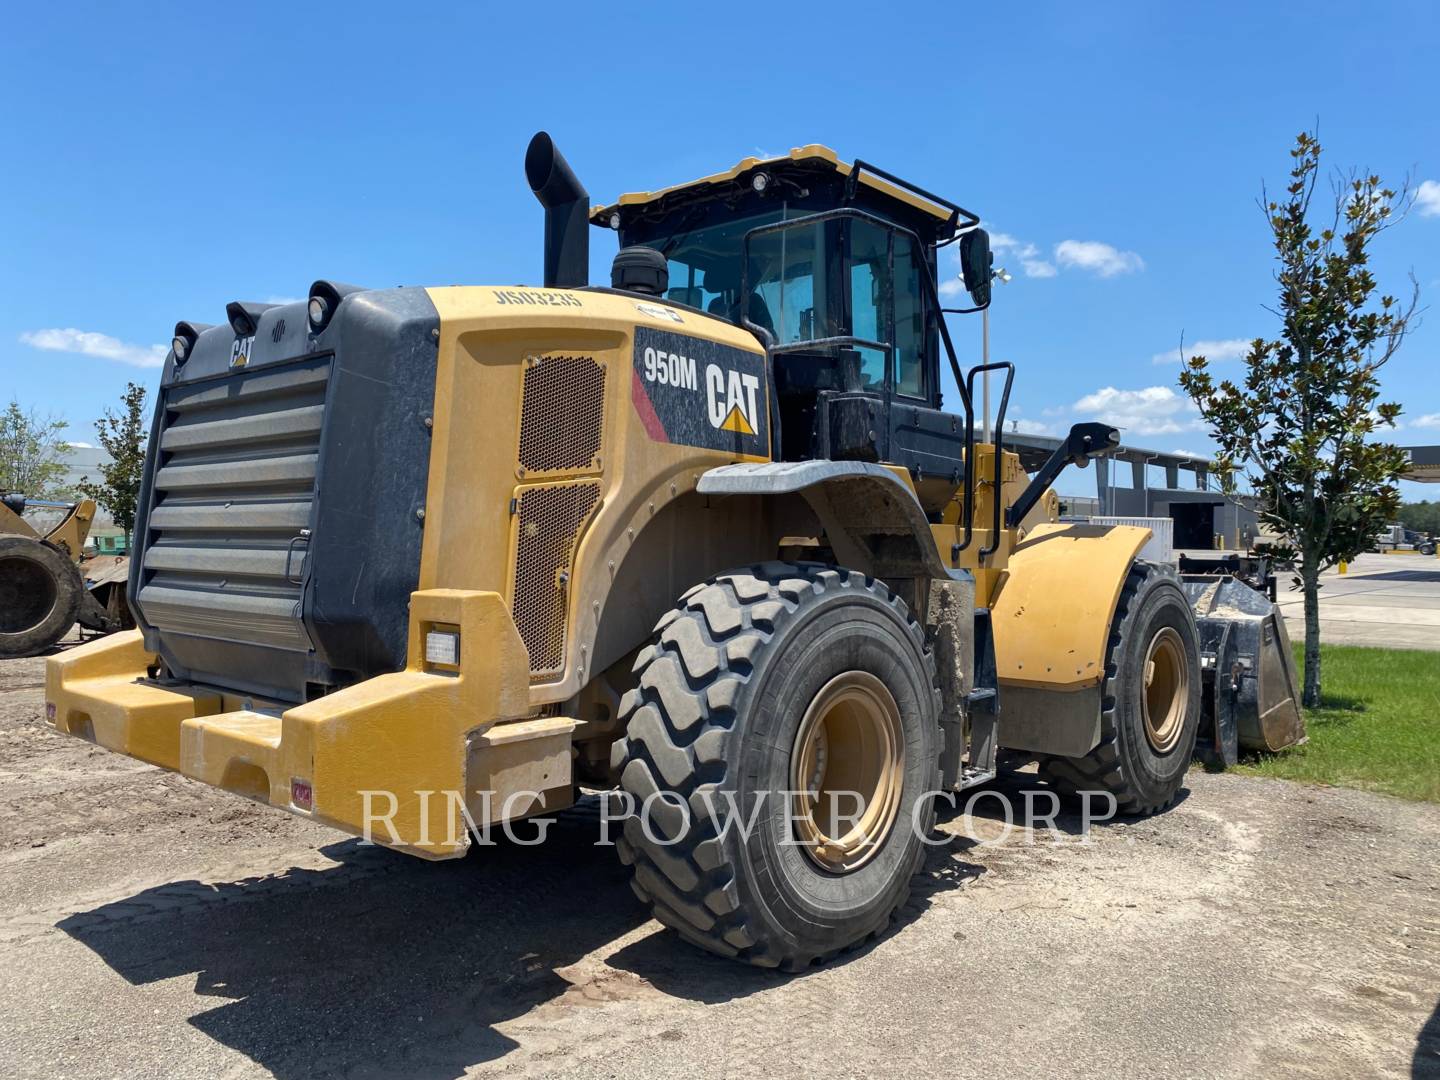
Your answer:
[591,146,994,487]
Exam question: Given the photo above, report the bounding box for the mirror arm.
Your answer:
[941,299,991,316]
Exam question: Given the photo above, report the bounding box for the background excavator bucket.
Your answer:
[1184,576,1306,765]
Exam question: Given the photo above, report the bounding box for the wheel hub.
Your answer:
[1141,626,1188,753]
[790,671,904,874]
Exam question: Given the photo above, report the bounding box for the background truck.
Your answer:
[46,133,1303,969]
[1374,523,1436,555]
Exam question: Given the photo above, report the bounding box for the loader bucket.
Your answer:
[1183,576,1306,765]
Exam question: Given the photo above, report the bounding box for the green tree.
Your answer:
[1397,501,1440,535]
[1180,131,1417,707]
[79,383,149,547]
[0,399,70,497]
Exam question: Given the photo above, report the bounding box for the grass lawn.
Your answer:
[1231,643,1440,802]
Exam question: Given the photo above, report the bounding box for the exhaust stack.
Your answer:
[525,131,589,289]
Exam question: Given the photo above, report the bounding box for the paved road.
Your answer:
[1274,553,1440,650]
[1,652,1437,1079]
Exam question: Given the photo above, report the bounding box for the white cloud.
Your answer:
[938,277,967,298]
[948,226,1142,284]
[1007,418,1057,436]
[20,328,166,368]
[1054,240,1145,277]
[1414,180,1440,218]
[1071,385,1199,436]
[1411,412,1440,430]
[65,441,95,449]
[264,295,305,305]
[989,232,1056,278]
[1151,337,1251,365]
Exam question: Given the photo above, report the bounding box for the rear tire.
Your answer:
[1039,562,1201,815]
[610,562,941,970]
[0,537,82,658]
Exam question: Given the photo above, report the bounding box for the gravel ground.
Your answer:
[1,646,1436,1079]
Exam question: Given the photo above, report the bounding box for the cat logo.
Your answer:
[230,335,254,368]
[705,363,761,436]
[630,326,767,455]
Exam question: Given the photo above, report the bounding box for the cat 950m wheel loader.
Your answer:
[46,133,1303,969]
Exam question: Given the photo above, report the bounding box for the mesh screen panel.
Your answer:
[511,482,601,674]
[517,356,605,474]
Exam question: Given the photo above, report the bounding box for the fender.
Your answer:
[698,460,961,581]
[989,522,1151,756]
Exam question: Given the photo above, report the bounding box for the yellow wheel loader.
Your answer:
[1,494,126,657]
[46,133,1303,969]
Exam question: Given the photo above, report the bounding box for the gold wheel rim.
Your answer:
[1142,626,1188,754]
[790,671,905,874]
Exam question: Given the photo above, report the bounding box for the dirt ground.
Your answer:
[1,644,1437,1080]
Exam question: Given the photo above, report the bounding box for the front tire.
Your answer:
[1040,562,1201,815]
[610,563,941,970]
[0,538,82,659]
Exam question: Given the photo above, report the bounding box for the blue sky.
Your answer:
[3,1,1437,499]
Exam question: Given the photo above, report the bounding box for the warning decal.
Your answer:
[631,326,769,457]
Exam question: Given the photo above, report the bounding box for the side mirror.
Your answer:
[960,228,993,307]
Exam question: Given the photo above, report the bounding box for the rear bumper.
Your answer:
[45,590,546,859]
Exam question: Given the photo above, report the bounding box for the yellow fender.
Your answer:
[987,522,1152,756]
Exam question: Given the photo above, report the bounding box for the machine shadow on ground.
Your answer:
[56,793,987,1078]
[608,769,1172,1005]
[949,767,1191,834]
[1418,997,1440,1079]
[58,800,645,1078]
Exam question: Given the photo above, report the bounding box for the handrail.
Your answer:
[843,159,981,233]
[963,362,1015,562]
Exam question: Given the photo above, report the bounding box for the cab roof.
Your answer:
[589,144,967,238]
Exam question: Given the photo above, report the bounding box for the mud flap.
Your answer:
[1183,576,1306,758]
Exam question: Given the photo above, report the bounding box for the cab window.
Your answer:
[648,210,783,322]
[849,219,925,397]
[747,219,832,346]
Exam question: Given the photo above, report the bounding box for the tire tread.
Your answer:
[611,562,937,968]
[1039,562,1196,816]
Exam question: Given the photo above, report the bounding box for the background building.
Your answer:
[58,443,115,528]
[1402,445,1440,485]
[1009,432,1260,550]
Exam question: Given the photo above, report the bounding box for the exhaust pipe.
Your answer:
[525,131,589,289]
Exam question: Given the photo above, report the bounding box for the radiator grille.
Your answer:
[517,355,605,474]
[137,358,329,652]
[512,482,601,676]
